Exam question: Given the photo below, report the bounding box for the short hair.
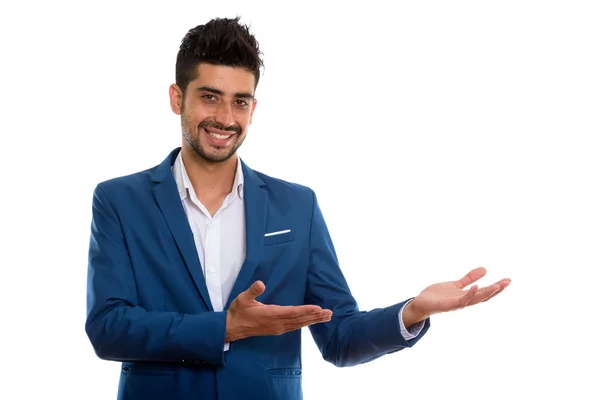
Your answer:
[175,16,263,97]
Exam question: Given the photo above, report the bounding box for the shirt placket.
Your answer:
[204,217,223,311]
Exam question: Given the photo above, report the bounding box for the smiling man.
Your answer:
[178,69,254,162]
[85,16,511,400]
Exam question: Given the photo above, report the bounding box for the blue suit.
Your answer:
[85,148,430,400]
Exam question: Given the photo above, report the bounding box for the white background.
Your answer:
[1,1,599,399]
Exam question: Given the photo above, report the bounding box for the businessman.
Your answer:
[85,16,511,400]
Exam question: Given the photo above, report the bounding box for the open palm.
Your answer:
[411,267,511,317]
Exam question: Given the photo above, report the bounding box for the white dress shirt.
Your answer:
[172,151,424,350]
[173,151,246,313]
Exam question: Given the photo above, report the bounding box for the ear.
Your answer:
[169,84,183,115]
[249,99,258,124]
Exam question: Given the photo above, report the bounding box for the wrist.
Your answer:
[225,310,244,343]
[402,299,428,328]
[225,310,236,343]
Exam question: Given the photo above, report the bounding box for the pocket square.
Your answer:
[263,229,294,246]
[264,229,291,237]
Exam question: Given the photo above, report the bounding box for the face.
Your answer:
[169,63,257,163]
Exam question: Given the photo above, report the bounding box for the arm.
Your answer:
[304,191,430,368]
[85,184,226,366]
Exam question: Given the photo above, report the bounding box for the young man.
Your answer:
[85,16,511,400]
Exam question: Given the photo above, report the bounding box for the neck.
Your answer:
[180,146,238,196]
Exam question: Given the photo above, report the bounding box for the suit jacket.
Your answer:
[85,147,430,400]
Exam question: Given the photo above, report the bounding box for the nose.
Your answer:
[215,102,235,128]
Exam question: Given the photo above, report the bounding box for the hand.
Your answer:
[225,281,333,342]
[403,267,511,326]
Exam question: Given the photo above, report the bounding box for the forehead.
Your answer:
[190,63,256,94]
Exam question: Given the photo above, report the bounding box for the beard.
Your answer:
[182,118,245,163]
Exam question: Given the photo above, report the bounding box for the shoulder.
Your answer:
[241,161,322,217]
[248,166,316,204]
[95,166,156,195]
[257,170,313,194]
[91,163,163,212]
[93,148,179,198]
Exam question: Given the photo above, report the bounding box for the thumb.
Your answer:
[241,280,265,302]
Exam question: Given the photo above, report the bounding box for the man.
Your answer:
[85,16,511,400]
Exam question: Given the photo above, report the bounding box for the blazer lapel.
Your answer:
[152,148,213,311]
[225,162,268,309]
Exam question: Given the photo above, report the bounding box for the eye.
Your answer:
[234,99,249,108]
[202,94,217,101]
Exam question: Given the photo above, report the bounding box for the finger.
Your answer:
[464,278,510,304]
[458,285,478,307]
[239,280,266,303]
[261,311,332,336]
[264,304,326,319]
[470,283,502,304]
[282,314,333,331]
[455,267,487,289]
[283,312,332,327]
[483,279,510,302]
[483,286,505,302]
[496,278,512,288]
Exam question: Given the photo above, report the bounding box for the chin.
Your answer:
[202,149,237,163]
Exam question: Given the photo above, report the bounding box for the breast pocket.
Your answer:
[263,230,295,246]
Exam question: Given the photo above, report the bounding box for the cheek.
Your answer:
[237,110,253,126]
[183,110,203,127]
[183,101,211,122]
[181,112,194,127]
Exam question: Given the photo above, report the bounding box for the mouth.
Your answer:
[202,127,237,146]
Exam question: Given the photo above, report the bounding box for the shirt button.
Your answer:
[209,267,216,273]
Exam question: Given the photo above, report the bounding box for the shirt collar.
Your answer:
[173,150,244,201]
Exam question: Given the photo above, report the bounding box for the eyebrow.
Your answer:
[194,85,254,100]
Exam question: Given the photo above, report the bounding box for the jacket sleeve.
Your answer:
[85,184,226,366]
[305,190,430,367]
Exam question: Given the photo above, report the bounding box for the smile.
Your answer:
[208,131,234,140]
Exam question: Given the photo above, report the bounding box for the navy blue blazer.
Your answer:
[85,147,430,400]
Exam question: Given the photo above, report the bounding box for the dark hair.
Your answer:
[175,16,263,97]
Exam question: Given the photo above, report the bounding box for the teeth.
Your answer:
[209,131,232,140]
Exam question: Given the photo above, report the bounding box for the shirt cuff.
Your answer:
[398,299,425,340]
